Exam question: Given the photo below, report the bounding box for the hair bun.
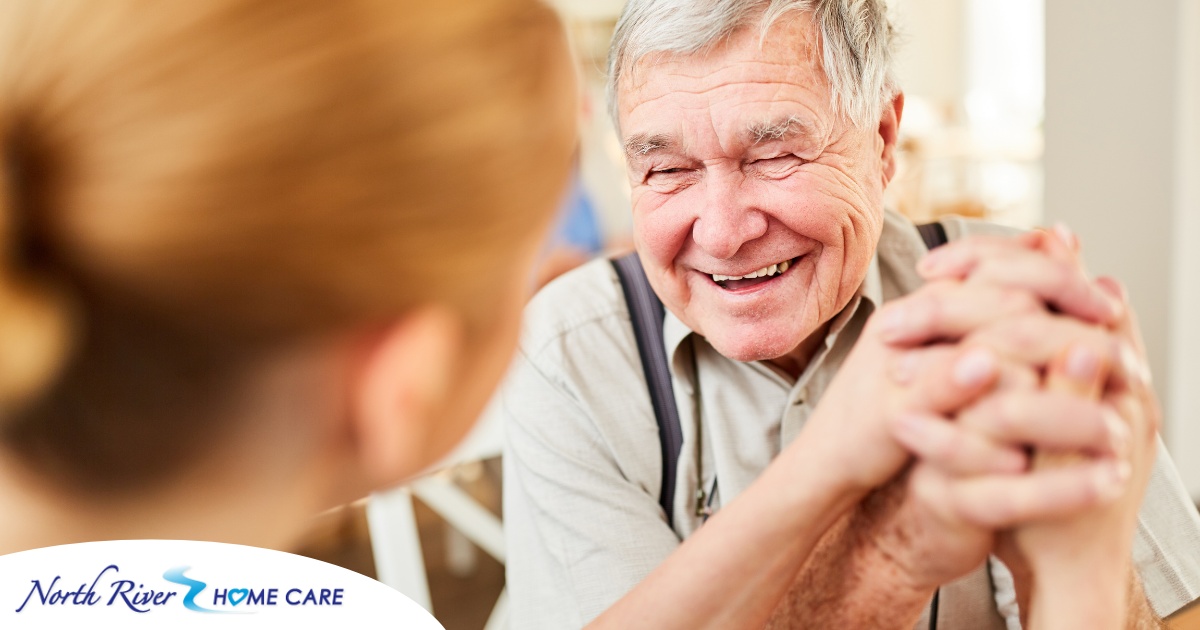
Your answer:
[0,276,72,415]
[0,127,74,414]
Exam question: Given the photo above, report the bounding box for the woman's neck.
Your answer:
[0,449,307,556]
[0,338,361,556]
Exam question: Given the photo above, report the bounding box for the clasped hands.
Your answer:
[808,227,1159,627]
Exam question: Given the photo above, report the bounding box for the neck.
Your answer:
[766,320,833,380]
[0,337,361,556]
[0,433,335,556]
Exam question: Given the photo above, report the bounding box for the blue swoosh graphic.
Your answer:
[162,566,236,614]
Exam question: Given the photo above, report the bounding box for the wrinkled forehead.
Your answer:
[616,12,833,137]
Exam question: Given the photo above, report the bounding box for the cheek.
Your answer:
[772,168,884,244]
[632,190,695,267]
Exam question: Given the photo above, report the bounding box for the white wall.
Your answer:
[891,0,967,106]
[1046,0,1200,497]
[1170,0,1200,497]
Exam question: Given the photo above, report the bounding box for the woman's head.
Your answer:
[0,0,575,504]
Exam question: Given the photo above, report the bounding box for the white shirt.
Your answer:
[502,210,1200,628]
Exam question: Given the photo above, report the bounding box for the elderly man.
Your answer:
[503,1,1200,628]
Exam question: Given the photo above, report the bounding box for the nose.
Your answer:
[691,171,768,260]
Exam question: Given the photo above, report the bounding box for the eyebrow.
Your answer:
[622,115,820,161]
[745,115,819,145]
[623,133,677,161]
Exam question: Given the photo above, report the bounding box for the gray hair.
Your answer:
[607,0,898,130]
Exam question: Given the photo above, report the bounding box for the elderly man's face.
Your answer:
[618,14,902,371]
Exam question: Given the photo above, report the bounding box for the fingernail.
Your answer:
[1065,345,1099,381]
[1095,461,1131,502]
[953,348,996,388]
[1103,292,1125,320]
[1052,222,1075,248]
[880,305,908,342]
[1119,342,1153,387]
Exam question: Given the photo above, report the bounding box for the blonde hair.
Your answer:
[0,0,575,486]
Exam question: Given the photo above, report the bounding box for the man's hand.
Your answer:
[797,227,1116,496]
[871,312,1133,592]
[838,230,1131,591]
[773,258,1126,627]
[891,230,1165,628]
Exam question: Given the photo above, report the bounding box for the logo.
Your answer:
[0,540,444,628]
[15,564,345,615]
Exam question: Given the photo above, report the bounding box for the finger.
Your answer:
[963,312,1119,375]
[918,238,1122,324]
[1096,276,1153,391]
[890,344,1000,414]
[1049,222,1082,257]
[890,412,1028,475]
[914,459,1131,529]
[963,250,1121,324]
[877,281,1043,346]
[1045,343,1109,399]
[994,359,1039,392]
[1037,344,1113,469]
[958,392,1129,456]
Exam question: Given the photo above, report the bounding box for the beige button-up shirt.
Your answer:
[502,211,1200,629]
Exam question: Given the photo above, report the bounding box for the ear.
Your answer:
[879,91,905,187]
[351,305,464,490]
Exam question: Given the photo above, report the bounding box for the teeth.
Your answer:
[711,259,792,283]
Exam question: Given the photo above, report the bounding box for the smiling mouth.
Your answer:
[710,257,797,290]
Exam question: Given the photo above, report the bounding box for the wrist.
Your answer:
[842,486,942,599]
[786,506,936,627]
[1029,580,1128,630]
[778,429,876,530]
[1030,555,1131,627]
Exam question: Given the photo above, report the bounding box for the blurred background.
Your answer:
[295,1,1200,628]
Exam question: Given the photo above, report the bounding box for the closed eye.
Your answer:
[644,166,697,193]
[750,155,806,177]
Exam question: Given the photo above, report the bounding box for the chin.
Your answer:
[704,325,809,364]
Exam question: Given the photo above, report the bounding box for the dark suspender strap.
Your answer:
[611,252,684,529]
[917,221,948,250]
[916,221,947,630]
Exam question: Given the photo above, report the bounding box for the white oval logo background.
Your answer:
[0,539,444,629]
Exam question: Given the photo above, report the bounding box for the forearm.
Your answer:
[765,489,934,629]
[1128,578,1168,630]
[1025,561,1165,630]
[587,433,867,630]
